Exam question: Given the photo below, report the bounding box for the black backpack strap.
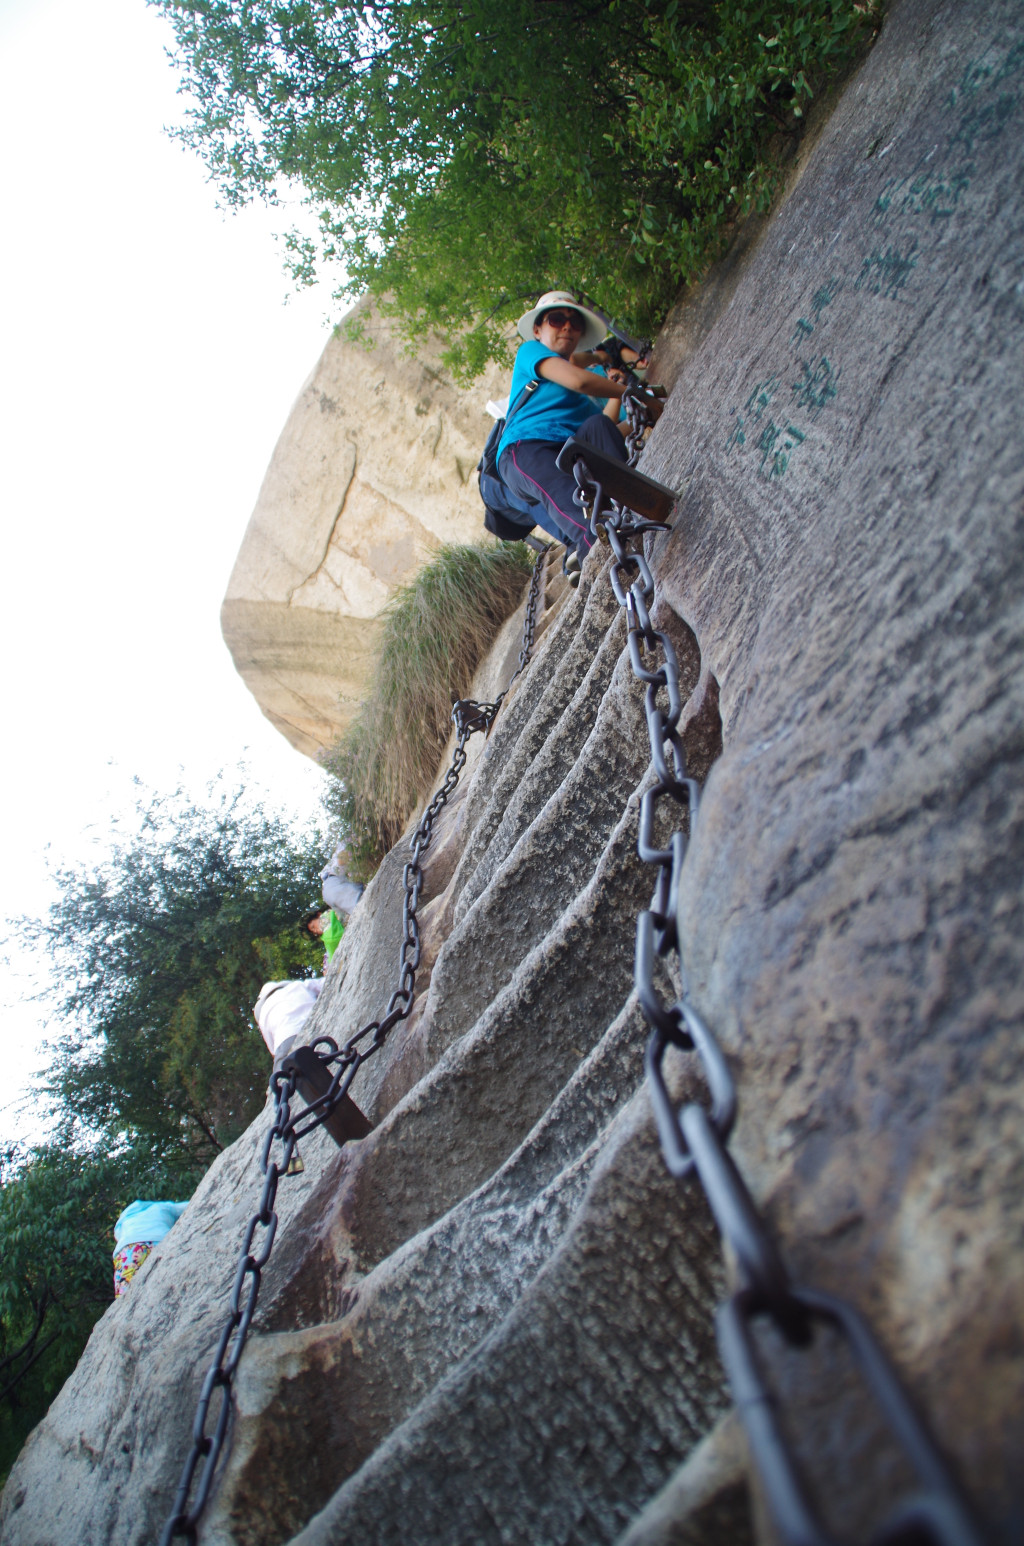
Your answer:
[479,378,540,480]
[505,377,539,427]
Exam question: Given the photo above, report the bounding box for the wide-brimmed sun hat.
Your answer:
[517,290,607,352]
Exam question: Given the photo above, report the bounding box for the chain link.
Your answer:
[162,405,982,1544]
[160,544,549,1543]
[491,541,549,713]
[158,1069,298,1545]
[563,401,985,1546]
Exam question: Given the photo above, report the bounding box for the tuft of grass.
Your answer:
[322,542,535,876]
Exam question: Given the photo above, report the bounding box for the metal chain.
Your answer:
[159,1069,299,1545]
[563,405,985,1546]
[164,419,982,1543]
[160,544,548,1544]
[490,538,551,716]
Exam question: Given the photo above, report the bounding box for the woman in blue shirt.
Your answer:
[497,290,659,567]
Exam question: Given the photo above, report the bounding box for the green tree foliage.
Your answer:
[41,778,326,1168]
[0,779,327,1482]
[0,1143,185,1482]
[151,0,879,375]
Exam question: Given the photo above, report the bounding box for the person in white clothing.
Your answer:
[320,845,364,917]
[253,978,323,1066]
[252,976,374,1147]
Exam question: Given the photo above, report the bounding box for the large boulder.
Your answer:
[4,0,1023,1540]
[220,299,509,757]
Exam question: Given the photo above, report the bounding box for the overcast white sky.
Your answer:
[0,0,346,1140]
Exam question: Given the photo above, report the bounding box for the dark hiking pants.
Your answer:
[498,412,628,559]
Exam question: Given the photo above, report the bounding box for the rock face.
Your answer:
[5,0,1024,1541]
[220,298,509,757]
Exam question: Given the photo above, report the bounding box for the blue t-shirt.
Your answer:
[113,1199,189,1252]
[497,340,603,460]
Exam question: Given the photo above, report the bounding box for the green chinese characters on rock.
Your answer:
[725,375,780,454]
[723,34,1022,484]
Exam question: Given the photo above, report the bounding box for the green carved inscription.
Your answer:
[724,34,1022,480]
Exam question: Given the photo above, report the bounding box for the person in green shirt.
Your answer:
[302,906,345,960]
[302,847,365,964]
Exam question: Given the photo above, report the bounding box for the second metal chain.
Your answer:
[160,542,548,1544]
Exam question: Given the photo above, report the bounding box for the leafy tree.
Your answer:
[0,1143,187,1483]
[0,778,327,1481]
[151,0,879,375]
[39,777,327,1168]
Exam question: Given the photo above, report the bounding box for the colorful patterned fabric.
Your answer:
[113,1241,152,1297]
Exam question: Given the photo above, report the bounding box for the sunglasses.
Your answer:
[541,309,584,330]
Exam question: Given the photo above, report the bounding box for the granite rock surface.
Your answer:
[4,0,1023,1540]
[220,298,510,757]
